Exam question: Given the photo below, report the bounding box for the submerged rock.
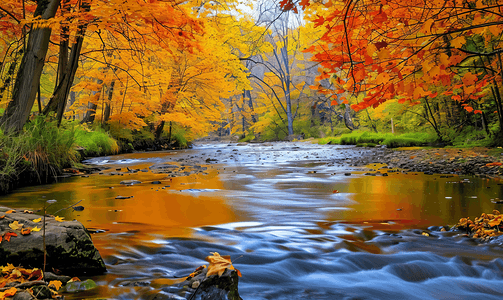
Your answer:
[0,207,106,275]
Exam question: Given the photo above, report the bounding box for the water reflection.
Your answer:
[1,144,503,299]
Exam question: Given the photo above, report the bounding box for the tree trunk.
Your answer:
[0,0,61,133]
[43,0,90,126]
[103,80,114,124]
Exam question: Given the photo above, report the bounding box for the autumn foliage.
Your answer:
[282,0,503,123]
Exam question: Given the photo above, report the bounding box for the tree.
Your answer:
[282,0,503,138]
[0,0,61,133]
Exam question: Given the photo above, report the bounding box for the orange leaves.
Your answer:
[205,252,241,278]
[2,232,17,242]
[462,72,478,86]
[457,211,503,240]
[0,287,17,298]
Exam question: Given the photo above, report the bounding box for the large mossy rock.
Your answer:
[0,207,106,275]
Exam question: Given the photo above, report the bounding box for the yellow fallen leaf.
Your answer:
[205,252,241,277]
[31,226,41,232]
[9,221,23,230]
[49,280,63,291]
[55,216,64,222]
[32,218,41,223]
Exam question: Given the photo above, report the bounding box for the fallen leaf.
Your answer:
[23,210,33,214]
[0,215,4,219]
[205,252,241,277]
[5,210,14,214]
[55,216,64,222]
[4,232,17,242]
[0,236,2,243]
[31,226,41,232]
[332,190,339,193]
[21,228,31,235]
[32,218,41,223]
[9,221,23,230]
[49,280,63,291]
[27,269,43,281]
[0,287,17,298]
[68,277,81,283]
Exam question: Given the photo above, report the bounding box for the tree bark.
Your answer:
[43,0,90,126]
[0,0,61,133]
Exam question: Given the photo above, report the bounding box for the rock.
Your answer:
[0,207,106,276]
[12,291,34,300]
[120,180,142,185]
[149,163,178,172]
[182,268,242,300]
[115,195,133,199]
[151,181,162,184]
[65,279,98,293]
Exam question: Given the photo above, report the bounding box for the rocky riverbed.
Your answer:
[345,146,503,177]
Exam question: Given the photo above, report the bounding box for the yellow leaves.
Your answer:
[421,19,434,35]
[413,86,429,100]
[55,216,65,222]
[9,221,23,230]
[205,252,241,278]
[32,218,41,223]
[451,36,466,48]
[49,280,63,291]
[377,48,390,60]
[31,226,41,232]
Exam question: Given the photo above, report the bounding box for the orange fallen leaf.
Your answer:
[49,280,63,291]
[21,228,31,235]
[32,218,41,223]
[5,210,14,214]
[205,252,241,277]
[9,221,23,230]
[409,156,416,159]
[0,287,17,298]
[55,216,64,222]
[0,236,2,243]
[68,277,81,283]
[332,190,339,193]
[485,162,503,167]
[0,215,5,219]
[27,269,43,281]
[4,232,17,242]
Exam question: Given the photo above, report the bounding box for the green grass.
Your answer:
[319,131,439,148]
[74,125,119,157]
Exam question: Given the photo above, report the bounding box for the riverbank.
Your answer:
[345,145,503,178]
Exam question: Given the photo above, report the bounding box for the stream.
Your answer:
[2,142,503,299]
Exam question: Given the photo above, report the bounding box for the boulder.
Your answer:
[0,207,106,275]
[181,267,242,300]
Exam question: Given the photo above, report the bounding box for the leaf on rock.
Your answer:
[205,252,241,277]
[31,226,41,232]
[49,280,63,291]
[0,215,4,219]
[9,221,23,230]
[5,210,14,214]
[21,228,31,235]
[0,287,17,298]
[32,218,41,223]
[4,232,17,242]
[55,216,65,222]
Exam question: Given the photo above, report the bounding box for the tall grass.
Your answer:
[0,116,78,186]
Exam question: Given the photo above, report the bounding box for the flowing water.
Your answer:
[2,142,503,299]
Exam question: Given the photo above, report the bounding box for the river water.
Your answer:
[2,142,503,299]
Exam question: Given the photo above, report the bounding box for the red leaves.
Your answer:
[313,15,325,27]
[374,41,388,50]
[3,232,17,242]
